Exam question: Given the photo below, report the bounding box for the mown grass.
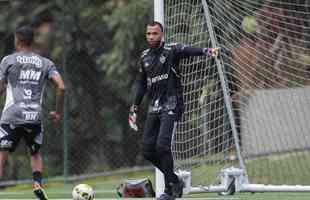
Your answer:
[1,152,310,199]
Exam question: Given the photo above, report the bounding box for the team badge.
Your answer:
[159,55,166,64]
[144,62,149,67]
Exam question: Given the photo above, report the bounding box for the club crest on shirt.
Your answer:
[159,55,166,64]
[144,62,150,68]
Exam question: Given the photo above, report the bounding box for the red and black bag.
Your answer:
[117,178,155,198]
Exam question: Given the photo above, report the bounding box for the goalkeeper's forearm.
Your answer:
[133,81,146,106]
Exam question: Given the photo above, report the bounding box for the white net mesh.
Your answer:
[165,0,310,187]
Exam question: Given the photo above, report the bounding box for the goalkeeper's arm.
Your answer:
[129,63,147,131]
[172,43,221,58]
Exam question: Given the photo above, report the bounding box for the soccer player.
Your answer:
[128,21,219,200]
[0,26,65,200]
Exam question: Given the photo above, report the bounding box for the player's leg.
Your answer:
[0,151,9,178]
[31,153,43,172]
[0,124,20,179]
[156,112,184,199]
[142,113,162,169]
[143,113,172,171]
[23,124,48,200]
[143,113,178,200]
[32,153,48,200]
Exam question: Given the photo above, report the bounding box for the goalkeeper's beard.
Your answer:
[148,40,162,49]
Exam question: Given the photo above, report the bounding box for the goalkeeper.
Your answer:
[0,26,65,200]
[129,21,219,200]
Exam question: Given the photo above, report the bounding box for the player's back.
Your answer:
[0,51,56,124]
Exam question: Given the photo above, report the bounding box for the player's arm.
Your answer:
[0,80,6,96]
[129,60,147,131]
[0,56,8,95]
[173,43,220,58]
[49,73,65,124]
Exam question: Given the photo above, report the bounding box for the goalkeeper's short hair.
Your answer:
[147,21,164,32]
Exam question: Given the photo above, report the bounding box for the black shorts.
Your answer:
[0,123,43,155]
[142,111,178,153]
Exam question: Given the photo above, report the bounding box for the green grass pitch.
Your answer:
[0,169,309,199]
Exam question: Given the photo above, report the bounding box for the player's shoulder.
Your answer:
[164,42,182,50]
[33,53,55,67]
[140,48,150,58]
[1,54,15,64]
[41,56,54,65]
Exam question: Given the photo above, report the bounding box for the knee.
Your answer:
[29,143,41,156]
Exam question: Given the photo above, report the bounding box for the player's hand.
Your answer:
[204,47,221,58]
[49,111,62,125]
[128,105,138,131]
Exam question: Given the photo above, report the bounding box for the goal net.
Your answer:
[164,0,310,192]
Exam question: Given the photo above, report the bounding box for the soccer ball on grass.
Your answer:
[72,184,95,200]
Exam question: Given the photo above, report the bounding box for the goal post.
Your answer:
[156,0,310,195]
[153,0,165,197]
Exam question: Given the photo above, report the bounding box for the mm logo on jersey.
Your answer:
[19,70,42,81]
[23,111,39,121]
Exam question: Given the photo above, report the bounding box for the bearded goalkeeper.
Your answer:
[129,21,219,200]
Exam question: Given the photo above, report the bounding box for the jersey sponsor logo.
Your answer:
[20,102,39,109]
[23,111,39,121]
[151,73,168,83]
[16,55,42,68]
[19,70,42,84]
[23,89,32,99]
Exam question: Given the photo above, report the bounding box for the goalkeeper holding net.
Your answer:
[129,21,219,200]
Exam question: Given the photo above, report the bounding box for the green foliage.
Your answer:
[99,0,152,98]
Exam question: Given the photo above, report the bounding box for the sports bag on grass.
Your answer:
[117,178,155,198]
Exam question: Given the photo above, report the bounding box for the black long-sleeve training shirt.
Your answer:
[133,42,206,116]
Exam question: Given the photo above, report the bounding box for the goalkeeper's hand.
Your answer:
[129,105,138,131]
[204,47,221,58]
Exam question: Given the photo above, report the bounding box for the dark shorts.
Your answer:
[0,123,43,155]
[142,111,178,153]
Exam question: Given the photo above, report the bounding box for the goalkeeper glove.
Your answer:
[129,105,138,131]
[204,47,221,58]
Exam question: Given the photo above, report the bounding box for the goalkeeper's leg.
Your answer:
[157,112,184,198]
[142,113,175,197]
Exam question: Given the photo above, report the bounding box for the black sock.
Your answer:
[33,171,42,185]
[159,153,179,184]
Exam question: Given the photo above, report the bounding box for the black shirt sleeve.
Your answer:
[173,43,205,59]
[133,59,147,106]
